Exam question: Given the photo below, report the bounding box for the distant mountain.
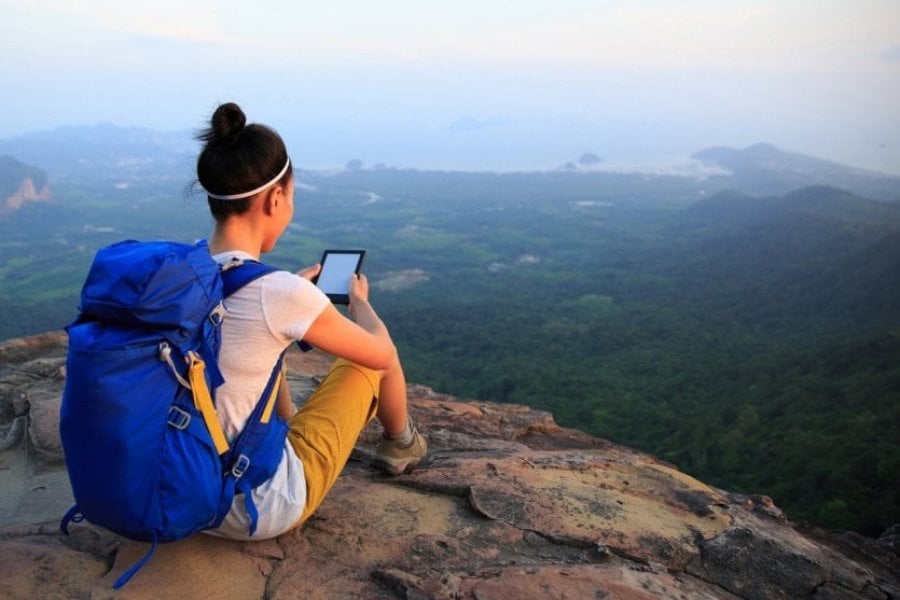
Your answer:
[0,123,196,183]
[693,143,900,202]
[670,185,900,331]
[682,185,900,230]
[0,155,51,216]
[578,152,602,166]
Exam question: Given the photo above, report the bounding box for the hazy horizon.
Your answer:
[2,1,899,174]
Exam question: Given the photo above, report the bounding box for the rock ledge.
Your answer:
[0,332,897,599]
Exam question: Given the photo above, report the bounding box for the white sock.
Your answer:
[389,417,415,445]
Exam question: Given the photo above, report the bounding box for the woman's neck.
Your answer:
[208,221,263,259]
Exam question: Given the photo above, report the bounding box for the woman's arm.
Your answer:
[301,273,397,370]
[275,370,295,419]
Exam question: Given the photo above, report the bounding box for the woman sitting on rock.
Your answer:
[196,102,426,540]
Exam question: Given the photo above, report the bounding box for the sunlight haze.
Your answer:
[2,0,899,172]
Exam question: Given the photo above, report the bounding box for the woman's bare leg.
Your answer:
[376,353,409,436]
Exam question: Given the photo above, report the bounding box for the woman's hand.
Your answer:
[349,272,370,306]
[297,264,321,281]
[303,271,396,370]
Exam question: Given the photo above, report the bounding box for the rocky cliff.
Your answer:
[0,156,51,216]
[0,331,897,599]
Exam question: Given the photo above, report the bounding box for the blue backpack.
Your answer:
[60,239,289,589]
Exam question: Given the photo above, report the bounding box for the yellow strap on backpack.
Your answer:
[259,359,285,424]
[187,351,229,456]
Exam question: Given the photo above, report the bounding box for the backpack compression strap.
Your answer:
[187,351,230,455]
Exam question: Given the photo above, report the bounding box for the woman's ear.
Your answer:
[262,187,281,215]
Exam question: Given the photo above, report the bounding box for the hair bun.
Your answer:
[202,102,246,146]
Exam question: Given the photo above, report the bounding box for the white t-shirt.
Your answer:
[205,251,330,540]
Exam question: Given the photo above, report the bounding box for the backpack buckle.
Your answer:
[167,406,191,430]
[208,302,226,327]
[231,454,250,478]
[220,257,245,272]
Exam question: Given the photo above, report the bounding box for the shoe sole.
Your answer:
[373,457,421,476]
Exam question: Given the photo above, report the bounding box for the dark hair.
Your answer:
[196,102,292,221]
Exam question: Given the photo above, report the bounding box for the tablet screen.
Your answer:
[316,250,365,303]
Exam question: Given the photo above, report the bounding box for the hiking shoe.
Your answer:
[373,423,427,475]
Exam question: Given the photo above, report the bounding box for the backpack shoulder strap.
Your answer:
[216,349,288,535]
[220,258,279,298]
[217,256,315,353]
[189,258,280,457]
[214,258,291,536]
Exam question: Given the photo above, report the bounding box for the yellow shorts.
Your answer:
[287,358,381,525]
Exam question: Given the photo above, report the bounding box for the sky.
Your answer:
[2,0,899,173]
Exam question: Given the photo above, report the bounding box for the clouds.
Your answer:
[280,1,898,74]
[38,0,232,44]
[0,0,898,173]
[3,0,897,82]
[8,1,897,72]
[883,46,900,63]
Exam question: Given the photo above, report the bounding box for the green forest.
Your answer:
[1,161,898,537]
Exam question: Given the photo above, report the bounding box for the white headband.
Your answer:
[205,157,291,201]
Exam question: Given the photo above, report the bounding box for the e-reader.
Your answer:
[313,250,366,304]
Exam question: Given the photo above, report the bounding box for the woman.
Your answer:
[196,102,426,540]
